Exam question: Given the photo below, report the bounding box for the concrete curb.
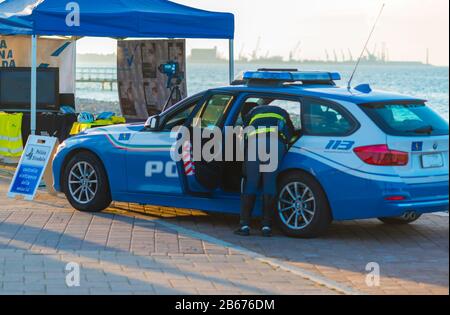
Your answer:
[154,219,363,295]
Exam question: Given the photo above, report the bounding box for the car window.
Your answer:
[235,97,302,130]
[270,99,302,130]
[194,94,234,128]
[360,103,449,136]
[303,100,355,135]
[161,99,199,131]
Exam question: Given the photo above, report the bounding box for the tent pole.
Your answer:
[30,35,37,135]
[73,39,77,98]
[228,39,235,84]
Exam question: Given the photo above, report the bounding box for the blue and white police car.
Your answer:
[52,70,449,238]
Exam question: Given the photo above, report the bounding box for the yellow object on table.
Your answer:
[70,116,126,135]
[110,116,126,124]
[0,112,24,157]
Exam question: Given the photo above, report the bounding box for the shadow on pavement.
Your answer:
[112,203,449,291]
[0,212,282,295]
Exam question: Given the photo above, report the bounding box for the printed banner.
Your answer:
[117,39,187,119]
[8,135,58,201]
[0,35,75,94]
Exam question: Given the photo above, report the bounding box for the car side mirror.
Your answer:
[145,115,161,130]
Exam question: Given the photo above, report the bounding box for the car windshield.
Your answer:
[360,102,449,136]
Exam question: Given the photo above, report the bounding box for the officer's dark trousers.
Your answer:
[240,134,287,227]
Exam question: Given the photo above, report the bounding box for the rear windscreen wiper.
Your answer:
[408,125,434,134]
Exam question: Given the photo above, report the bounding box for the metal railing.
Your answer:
[76,67,117,90]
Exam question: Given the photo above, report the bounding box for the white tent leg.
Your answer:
[228,39,235,84]
[30,35,37,135]
[73,39,77,98]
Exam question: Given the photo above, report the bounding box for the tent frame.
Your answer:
[29,37,235,135]
[30,35,37,134]
[228,39,235,84]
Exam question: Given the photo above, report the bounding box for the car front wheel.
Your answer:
[275,171,332,238]
[63,151,112,212]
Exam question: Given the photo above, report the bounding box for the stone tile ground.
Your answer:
[115,203,449,295]
[0,178,448,295]
[0,180,334,295]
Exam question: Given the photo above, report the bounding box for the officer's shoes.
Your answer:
[261,226,272,237]
[234,226,250,236]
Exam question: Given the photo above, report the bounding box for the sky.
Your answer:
[76,0,450,66]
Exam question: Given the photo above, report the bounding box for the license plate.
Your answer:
[421,154,444,168]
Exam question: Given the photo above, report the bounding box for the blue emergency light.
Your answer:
[243,70,341,84]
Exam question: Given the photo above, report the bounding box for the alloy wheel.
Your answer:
[68,161,98,204]
[278,181,316,230]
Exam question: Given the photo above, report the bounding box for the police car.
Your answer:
[52,70,449,238]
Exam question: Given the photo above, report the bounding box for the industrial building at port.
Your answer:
[188,41,430,66]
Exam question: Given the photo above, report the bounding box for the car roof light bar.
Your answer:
[243,70,341,82]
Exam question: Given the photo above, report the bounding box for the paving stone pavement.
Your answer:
[125,204,448,295]
[0,178,448,295]
[0,180,336,295]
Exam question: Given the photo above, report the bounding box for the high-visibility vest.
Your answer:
[249,113,287,126]
[0,112,24,157]
[247,127,278,138]
[246,111,295,145]
[247,126,293,144]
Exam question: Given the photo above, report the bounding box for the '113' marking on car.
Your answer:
[325,140,355,151]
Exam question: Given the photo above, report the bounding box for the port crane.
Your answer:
[289,41,302,62]
[381,42,387,62]
[348,49,353,62]
[252,37,261,60]
[324,49,330,62]
[365,44,378,61]
[341,49,346,62]
[239,44,247,62]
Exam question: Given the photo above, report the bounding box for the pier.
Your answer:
[76,67,117,90]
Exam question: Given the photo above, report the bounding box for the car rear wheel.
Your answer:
[378,213,422,225]
[63,151,111,212]
[275,171,332,238]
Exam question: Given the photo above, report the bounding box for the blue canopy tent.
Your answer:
[0,0,235,134]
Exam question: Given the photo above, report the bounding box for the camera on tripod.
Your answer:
[158,61,184,111]
[158,61,184,89]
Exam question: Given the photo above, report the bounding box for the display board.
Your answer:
[0,35,75,94]
[117,39,187,120]
[8,135,58,201]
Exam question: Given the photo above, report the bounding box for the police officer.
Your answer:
[235,104,296,237]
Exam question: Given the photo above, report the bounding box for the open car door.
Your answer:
[176,91,237,195]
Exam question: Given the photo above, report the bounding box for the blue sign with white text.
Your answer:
[10,164,44,195]
[8,137,57,200]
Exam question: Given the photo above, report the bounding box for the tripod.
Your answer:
[162,84,182,112]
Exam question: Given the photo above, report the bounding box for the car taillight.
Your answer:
[353,144,409,166]
[385,195,406,201]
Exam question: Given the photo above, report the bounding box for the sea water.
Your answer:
[76,64,449,120]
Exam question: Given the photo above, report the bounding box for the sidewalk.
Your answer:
[0,178,448,295]
[0,180,334,295]
[125,206,448,295]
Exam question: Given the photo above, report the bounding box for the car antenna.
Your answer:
[347,3,386,90]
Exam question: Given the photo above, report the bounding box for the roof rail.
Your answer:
[257,68,299,72]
